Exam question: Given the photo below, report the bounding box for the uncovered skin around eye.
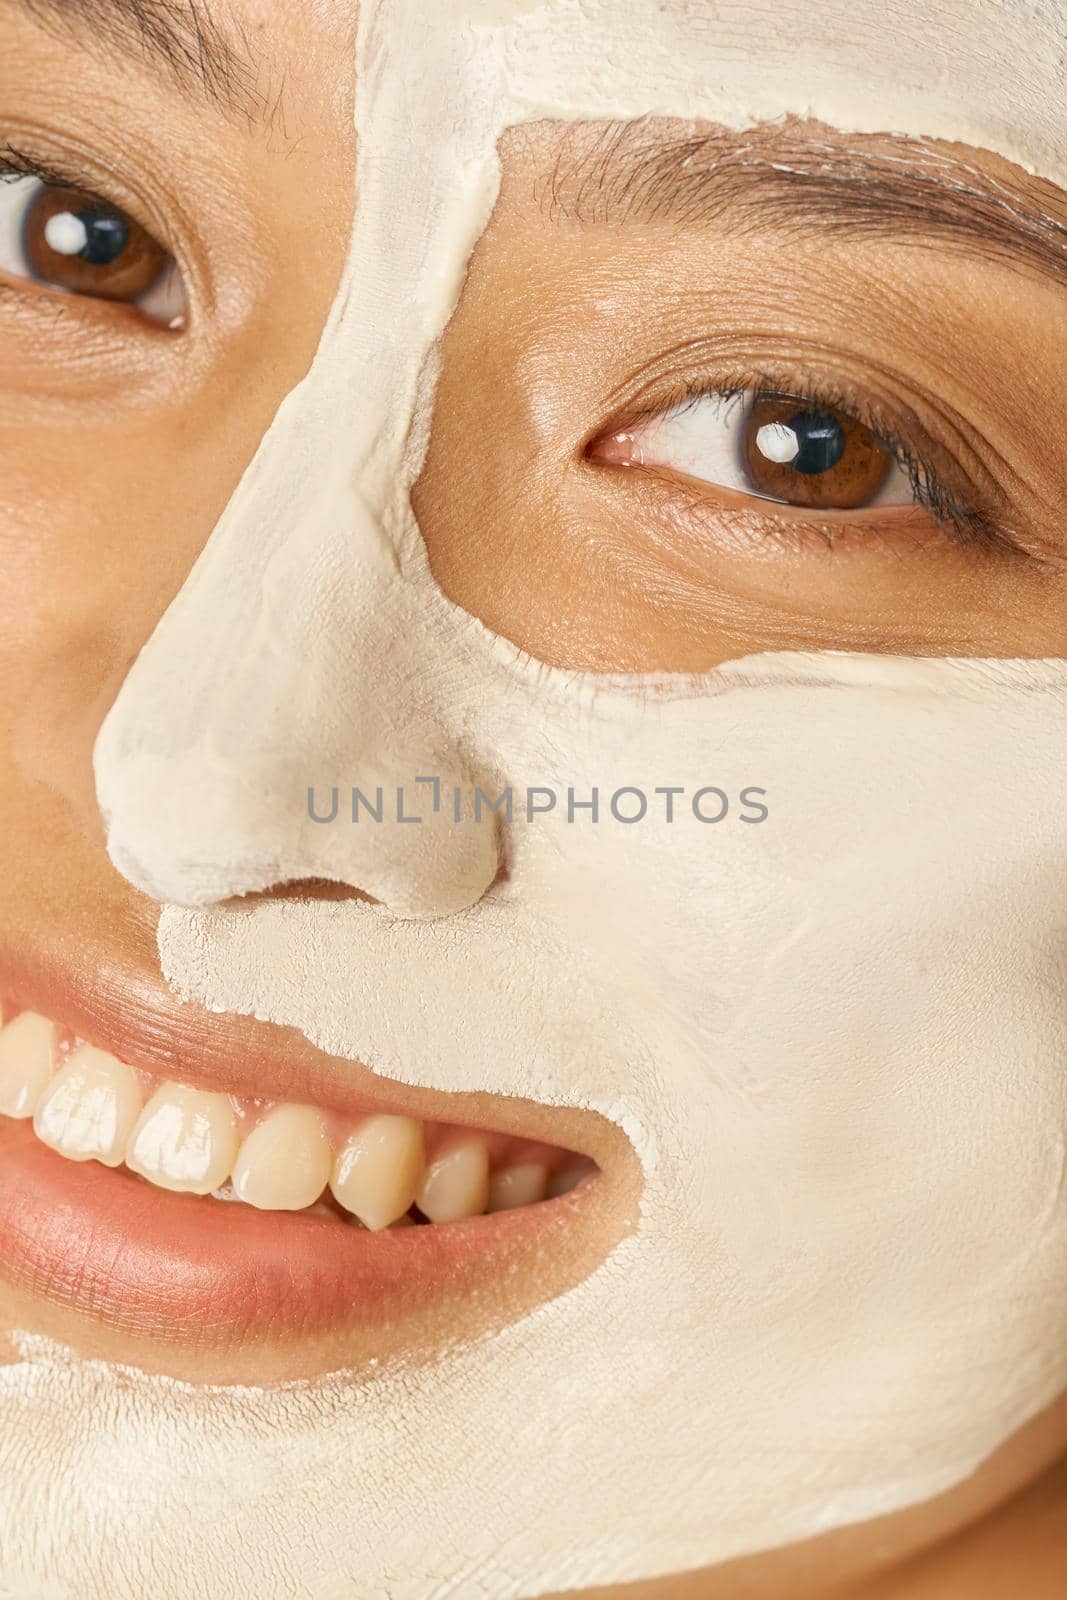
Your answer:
[3,1,1067,1597]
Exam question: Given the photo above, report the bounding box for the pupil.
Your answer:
[787,409,846,476]
[77,208,129,267]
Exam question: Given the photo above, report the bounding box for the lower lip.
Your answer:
[0,1117,596,1349]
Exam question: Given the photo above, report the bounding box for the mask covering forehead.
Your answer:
[3,2,1064,1597]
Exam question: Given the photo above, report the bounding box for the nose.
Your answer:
[94,479,500,922]
[93,13,519,924]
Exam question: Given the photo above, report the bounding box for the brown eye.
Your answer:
[21,183,170,305]
[740,394,895,509]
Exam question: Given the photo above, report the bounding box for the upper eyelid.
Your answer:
[0,143,180,262]
[1,147,131,214]
[0,146,78,188]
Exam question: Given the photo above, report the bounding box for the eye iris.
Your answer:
[67,206,129,267]
[763,408,846,475]
[23,184,168,305]
[742,394,894,510]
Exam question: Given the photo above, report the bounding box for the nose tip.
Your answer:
[98,753,504,922]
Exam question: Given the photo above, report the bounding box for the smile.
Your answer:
[0,1004,593,1224]
[0,958,614,1376]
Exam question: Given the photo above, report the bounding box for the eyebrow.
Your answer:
[13,0,263,119]
[542,121,1067,287]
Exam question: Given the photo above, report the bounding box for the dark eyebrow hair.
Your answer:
[13,0,263,118]
[542,120,1067,287]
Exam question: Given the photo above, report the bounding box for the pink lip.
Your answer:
[0,1117,596,1345]
[0,945,608,1355]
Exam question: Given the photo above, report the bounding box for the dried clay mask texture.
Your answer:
[3,2,1067,1598]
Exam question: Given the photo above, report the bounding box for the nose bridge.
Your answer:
[94,447,501,919]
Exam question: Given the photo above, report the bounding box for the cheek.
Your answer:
[0,419,222,842]
[0,270,348,848]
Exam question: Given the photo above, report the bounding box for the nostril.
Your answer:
[226,878,380,908]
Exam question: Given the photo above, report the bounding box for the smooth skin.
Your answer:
[1,1,1066,1596]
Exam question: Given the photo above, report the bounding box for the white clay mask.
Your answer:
[3,2,1067,1598]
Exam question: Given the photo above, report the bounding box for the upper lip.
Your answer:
[0,935,603,1157]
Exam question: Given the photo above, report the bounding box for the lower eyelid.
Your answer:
[590,455,974,563]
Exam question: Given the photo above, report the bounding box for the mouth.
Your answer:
[0,955,617,1380]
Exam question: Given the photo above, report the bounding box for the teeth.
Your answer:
[0,1011,58,1120]
[231,1104,333,1212]
[1,1005,588,1219]
[546,1163,591,1198]
[126,1082,239,1195]
[32,1044,143,1166]
[330,1115,425,1231]
[488,1161,549,1213]
[416,1140,490,1223]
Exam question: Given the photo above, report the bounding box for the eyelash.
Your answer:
[0,144,127,212]
[613,371,1021,558]
[1,146,69,188]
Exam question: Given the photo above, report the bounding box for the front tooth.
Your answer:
[330,1115,425,1231]
[231,1104,332,1212]
[416,1140,490,1223]
[0,1011,58,1119]
[32,1044,142,1165]
[488,1161,549,1213]
[126,1083,239,1195]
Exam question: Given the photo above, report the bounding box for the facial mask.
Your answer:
[4,2,1067,1596]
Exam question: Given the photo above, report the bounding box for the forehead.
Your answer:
[330,0,1064,191]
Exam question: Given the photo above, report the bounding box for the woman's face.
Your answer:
[1,1,1066,1597]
